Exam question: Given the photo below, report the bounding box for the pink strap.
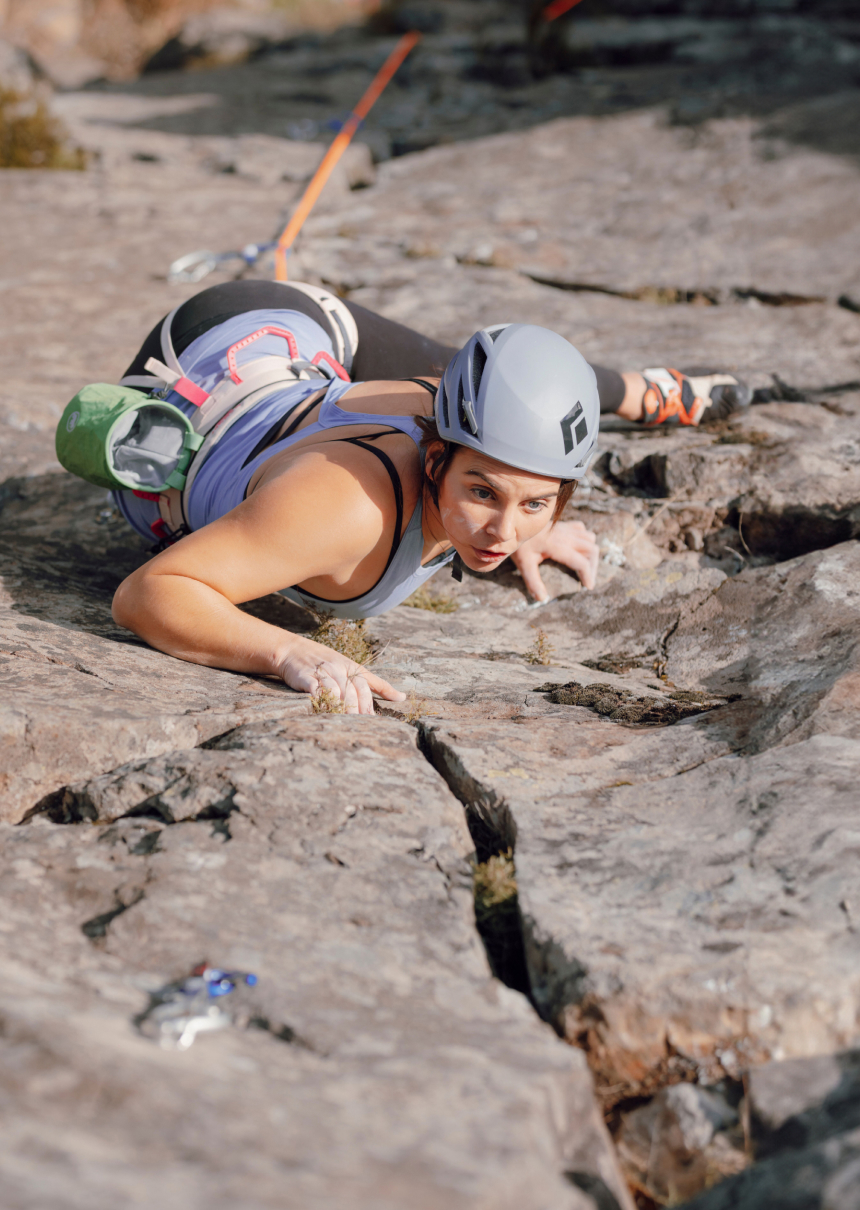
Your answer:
[312,350,350,382]
[173,376,210,408]
[226,326,300,384]
[133,490,162,501]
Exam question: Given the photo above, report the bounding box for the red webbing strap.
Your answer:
[226,327,300,384]
[173,377,210,407]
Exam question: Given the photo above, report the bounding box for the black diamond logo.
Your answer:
[560,401,585,455]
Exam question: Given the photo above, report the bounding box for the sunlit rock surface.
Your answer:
[1,14,860,1205]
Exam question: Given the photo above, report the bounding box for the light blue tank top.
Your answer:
[113,309,455,619]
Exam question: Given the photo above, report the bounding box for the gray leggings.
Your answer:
[123,280,626,414]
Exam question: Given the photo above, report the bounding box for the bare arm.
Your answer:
[112,448,406,713]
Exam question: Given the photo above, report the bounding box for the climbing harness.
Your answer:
[56,283,359,549]
[168,32,421,287]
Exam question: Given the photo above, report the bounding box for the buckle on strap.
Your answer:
[149,518,190,553]
[144,357,211,408]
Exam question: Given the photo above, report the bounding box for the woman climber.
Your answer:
[58,280,749,714]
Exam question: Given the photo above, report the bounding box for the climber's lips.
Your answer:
[471,546,508,564]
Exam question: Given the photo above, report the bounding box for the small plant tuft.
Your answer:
[471,848,531,994]
[402,689,427,724]
[309,612,375,666]
[0,88,86,170]
[473,849,518,918]
[310,686,346,714]
[524,628,554,666]
[403,585,459,613]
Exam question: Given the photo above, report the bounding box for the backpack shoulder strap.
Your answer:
[160,305,184,376]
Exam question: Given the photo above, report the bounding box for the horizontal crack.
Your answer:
[522,272,826,308]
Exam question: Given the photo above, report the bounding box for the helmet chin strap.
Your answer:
[451,553,464,582]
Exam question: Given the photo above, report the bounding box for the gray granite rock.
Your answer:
[747,1050,860,1158]
[1,715,629,1210]
[694,1051,860,1207]
[2,24,860,1205]
[683,1128,860,1210]
[414,546,860,1199]
[0,473,310,824]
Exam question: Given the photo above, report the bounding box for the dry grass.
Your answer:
[401,689,427,723]
[310,686,346,714]
[473,849,517,920]
[309,612,375,666]
[406,583,462,614]
[0,89,86,170]
[524,628,554,666]
[403,585,459,613]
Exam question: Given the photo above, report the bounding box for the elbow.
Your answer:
[111,576,138,632]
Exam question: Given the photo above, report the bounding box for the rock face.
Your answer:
[0,715,627,1209]
[2,10,860,1206]
[416,555,860,1081]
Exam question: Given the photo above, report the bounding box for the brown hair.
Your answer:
[415,415,576,522]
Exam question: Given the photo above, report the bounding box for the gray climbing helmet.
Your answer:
[435,323,598,479]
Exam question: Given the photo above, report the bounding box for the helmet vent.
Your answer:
[471,343,487,397]
[439,381,450,428]
[487,327,505,342]
[457,378,467,430]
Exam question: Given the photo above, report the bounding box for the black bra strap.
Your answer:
[240,388,327,470]
[342,434,404,577]
[281,390,326,439]
[401,377,438,395]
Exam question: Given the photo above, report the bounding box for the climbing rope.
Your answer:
[275,30,420,281]
[167,32,420,286]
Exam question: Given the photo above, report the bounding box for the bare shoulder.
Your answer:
[247,442,403,534]
[134,446,398,605]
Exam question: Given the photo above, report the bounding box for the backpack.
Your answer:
[55,283,358,543]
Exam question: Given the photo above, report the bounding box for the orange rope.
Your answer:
[274,31,421,281]
[542,0,586,23]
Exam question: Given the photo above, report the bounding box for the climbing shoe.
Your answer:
[641,367,752,426]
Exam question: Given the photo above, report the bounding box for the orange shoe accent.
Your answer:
[642,369,704,426]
